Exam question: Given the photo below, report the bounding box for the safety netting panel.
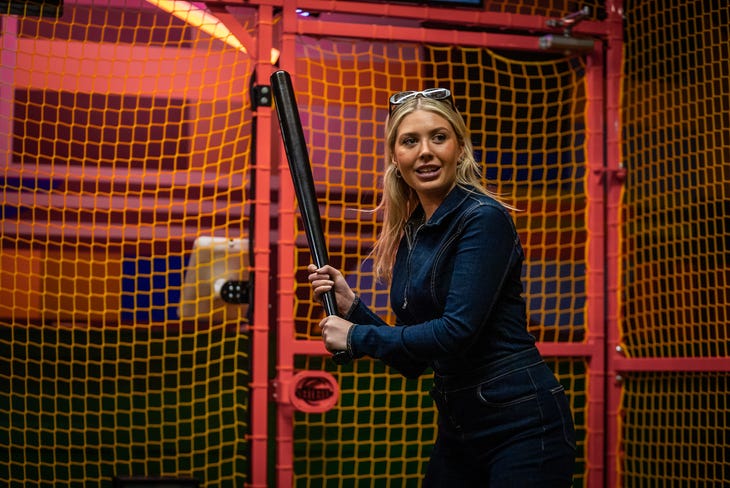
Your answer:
[0,2,255,486]
[621,1,729,485]
[290,35,589,485]
[621,372,729,485]
[622,0,729,359]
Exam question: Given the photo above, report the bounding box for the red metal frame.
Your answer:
[603,2,624,487]
[614,357,730,372]
[267,2,617,487]
[292,0,607,37]
[584,40,608,488]
[248,5,276,487]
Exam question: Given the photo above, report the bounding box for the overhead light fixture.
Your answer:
[146,0,248,54]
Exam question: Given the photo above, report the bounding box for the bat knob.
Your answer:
[331,350,352,365]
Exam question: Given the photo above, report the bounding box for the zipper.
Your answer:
[402,221,424,310]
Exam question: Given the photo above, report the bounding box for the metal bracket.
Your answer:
[540,6,595,54]
[251,84,272,109]
[219,280,250,304]
[546,6,591,35]
[591,166,627,184]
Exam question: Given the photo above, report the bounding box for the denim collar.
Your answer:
[408,184,476,227]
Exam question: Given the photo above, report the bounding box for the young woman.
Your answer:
[308,89,576,486]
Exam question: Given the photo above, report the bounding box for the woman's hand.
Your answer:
[307,264,356,316]
[318,315,353,353]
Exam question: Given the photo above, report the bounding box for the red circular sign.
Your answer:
[289,371,339,413]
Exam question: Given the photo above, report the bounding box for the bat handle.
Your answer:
[322,290,353,365]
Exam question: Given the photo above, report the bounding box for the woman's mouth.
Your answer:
[415,165,441,180]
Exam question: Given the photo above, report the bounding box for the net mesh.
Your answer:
[622,0,729,359]
[290,36,589,485]
[621,1,729,484]
[3,0,729,486]
[1,2,254,485]
[621,372,729,485]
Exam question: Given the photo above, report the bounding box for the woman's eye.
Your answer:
[400,136,416,146]
[433,133,447,143]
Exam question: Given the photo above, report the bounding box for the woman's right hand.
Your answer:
[307,264,356,317]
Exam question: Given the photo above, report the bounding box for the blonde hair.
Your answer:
[371,96,505,284]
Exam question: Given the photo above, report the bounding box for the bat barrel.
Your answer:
[271,70,351,365]
[270,73,330,274]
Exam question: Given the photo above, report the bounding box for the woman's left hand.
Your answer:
[318,315,353,353]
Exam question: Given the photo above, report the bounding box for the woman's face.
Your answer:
[392,109,462,213]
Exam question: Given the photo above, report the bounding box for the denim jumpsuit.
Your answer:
[345,184,576,486]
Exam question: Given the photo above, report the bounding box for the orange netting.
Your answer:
[620,1,729,484]
[3,0,728,486]
[289,35,589,486]
[1,2,255,485]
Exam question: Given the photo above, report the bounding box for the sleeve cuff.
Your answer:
[346,323,356,358]
[344,295,360,320]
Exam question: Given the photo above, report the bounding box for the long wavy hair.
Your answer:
[371,96,507,284]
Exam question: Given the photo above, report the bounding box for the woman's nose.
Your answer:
[418,141,433,159]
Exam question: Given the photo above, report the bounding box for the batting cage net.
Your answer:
[288,37,589,486]
[1,2,256,485]
[620,2,730,485]
[1,0,728,487]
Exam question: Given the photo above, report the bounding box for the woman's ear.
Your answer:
[460,147,469,163]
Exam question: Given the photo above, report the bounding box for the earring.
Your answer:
[394,166,402,178]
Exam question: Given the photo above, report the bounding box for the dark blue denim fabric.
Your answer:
[347,184,536,378]
[346,184,576,483]
[425,347,576,486]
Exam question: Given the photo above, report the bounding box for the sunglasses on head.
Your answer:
[388,88,454,115]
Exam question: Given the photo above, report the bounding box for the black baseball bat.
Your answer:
[270,70,352,366]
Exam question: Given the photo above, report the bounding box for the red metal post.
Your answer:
[584,40,608,488]
[248,5,276,487]
[604,2,626,487]
[274,3,301,486]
